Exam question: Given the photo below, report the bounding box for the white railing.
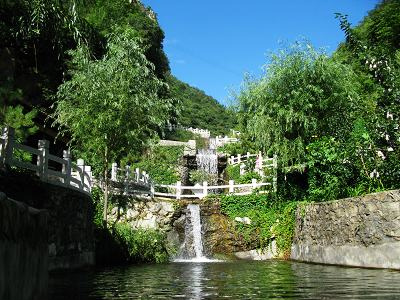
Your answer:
[228,152,277,167]
[167,125,211,139]
[110,163,155,198]
[186,127,210,139]
[154,179,273,200]
[0,127,92,195]
[210,136,239,149]
[228,152,278,189]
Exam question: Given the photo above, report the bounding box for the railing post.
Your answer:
[176,181,181,200]
[229,180,234,193]
[38,140,49,181]
[124,165,130,194]
[246,152,250,160]
[142,171,147,184]
[230,156,234,165]
[238,154,241,163]
[252,178,257,191]
[203,181,208,198]
[135,168,140,182]
[62,150,72,187]
[1,126,15,167]
[150,183,155,199]
[273,154,278,193]
[125,165,130,181]
[111,163,118,181]
[77,159,85,190]
[240,163,245,175]
[84,165,92,192]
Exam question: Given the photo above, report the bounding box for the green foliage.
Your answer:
[78,0,169,78]
[0,0,100,124]
[167,75,237,136]
[113,223,169,264]
[91,187,105,228]
[220,193,298,255]
[1,82,38,150]
[333,1,400,192]
[236,41,366,168]
[127,146,183,185]
[92,187,169,263]
[225,164,262,184]
[164,129,196,142]
[217,140,257,156]
[189,170,217,184]
[53,26,173,177]
[306,136,352,201]
[225,165,241,182]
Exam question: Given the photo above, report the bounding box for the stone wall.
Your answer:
[109,198,176,231]
[291,190,400,269]
[0,192,48,300]
[0,170,95,271]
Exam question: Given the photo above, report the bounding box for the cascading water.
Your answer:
[196,149,218,186]
[196,149,218,175]
[187,204,205,259]
[174,204,217,262]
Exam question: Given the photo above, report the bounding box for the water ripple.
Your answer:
[49,261,400,300]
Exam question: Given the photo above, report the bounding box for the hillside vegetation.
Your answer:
[168,75,236,136]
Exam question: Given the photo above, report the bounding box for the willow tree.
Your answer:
[53,26,174,224]
[236,43,369,167]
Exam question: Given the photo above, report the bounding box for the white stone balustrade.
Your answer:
[0,126,92,194]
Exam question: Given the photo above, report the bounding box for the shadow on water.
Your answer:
[49,260,400,300]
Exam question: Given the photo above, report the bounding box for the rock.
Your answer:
[201,205,257,255]
[242,217,251,225]
[126,209,139,220]
[234,241,277,260]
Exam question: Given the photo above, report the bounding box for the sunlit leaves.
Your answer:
[236,42,364,167]
[53,26,174,175]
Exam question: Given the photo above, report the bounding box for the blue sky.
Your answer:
[142,0,380,105]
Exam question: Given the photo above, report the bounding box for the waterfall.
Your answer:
[196,149,218,186]
[196,149,218,175]
[188,204,204,258]
[174,204,218,262]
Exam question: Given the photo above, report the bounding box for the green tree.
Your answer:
[78,0,170,78]
[334,2,400,190]
[236,42,368,167]
[53,27,174,224]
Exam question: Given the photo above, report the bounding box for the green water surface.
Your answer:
[49,260,400,299]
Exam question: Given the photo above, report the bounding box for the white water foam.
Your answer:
[196,149,218,177]
[173,204,223,263]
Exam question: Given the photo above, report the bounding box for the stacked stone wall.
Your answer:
[291,190,400,269]
[0,170,94,271]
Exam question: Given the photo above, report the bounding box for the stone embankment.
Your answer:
[291,190,400,269]
[0,171,95,271]
[109,198,176,231]
[0,192,48,300]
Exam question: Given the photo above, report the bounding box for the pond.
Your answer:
[49,260,400,299]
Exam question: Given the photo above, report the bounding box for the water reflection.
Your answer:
[49,261,400,300]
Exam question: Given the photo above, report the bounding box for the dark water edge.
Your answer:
[49,260,400,300]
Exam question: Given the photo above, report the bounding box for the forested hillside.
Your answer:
[168,75,236,136]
